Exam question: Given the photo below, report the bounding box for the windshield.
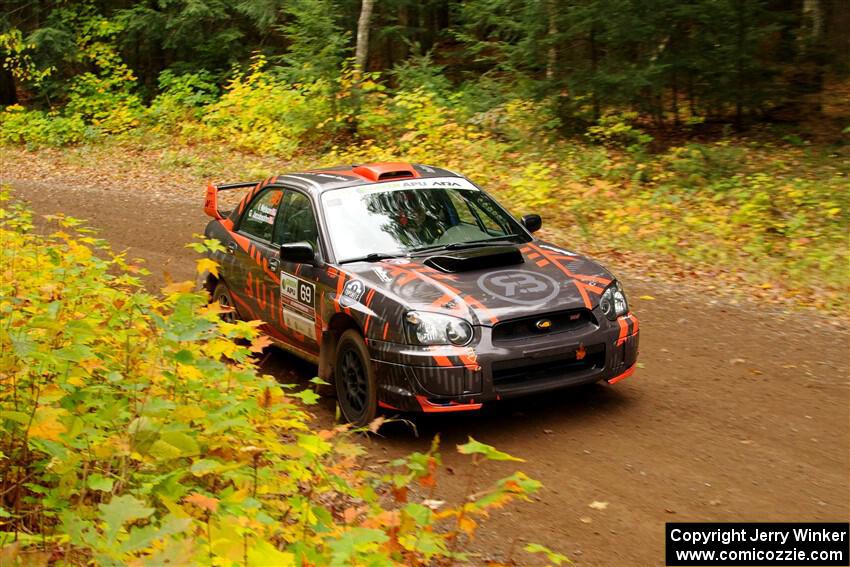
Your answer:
[321,179,530,263]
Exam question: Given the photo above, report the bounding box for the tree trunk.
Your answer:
[802,0,823,42]
[0,67,16,106]
[798,0,824,113]
[671,70,679,127]
[398,4,410,62]
[355,0,375,73]
[546,0,558,80]
[590,25,600,120]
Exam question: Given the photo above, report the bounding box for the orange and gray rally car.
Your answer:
[201,162,639,425]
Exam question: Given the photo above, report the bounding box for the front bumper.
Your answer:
[368,311,640,413]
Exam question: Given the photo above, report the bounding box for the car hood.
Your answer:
[342,240,615,326]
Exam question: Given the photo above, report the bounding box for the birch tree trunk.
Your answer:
[546,0,558,80]
[355,0,375,73]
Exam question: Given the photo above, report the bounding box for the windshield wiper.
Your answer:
[339,252,405,264]
[443,239,517,250]
[410,237,519,255]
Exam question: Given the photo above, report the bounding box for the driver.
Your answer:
[397,191,444,245]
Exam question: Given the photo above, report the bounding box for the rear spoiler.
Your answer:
[204,181,260,220]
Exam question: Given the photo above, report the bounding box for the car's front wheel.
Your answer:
[212,282,238,323]
[334,329,377,426]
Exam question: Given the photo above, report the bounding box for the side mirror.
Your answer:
[280,242,316,265]
[521,214,542,233]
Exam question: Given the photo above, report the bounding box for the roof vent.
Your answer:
[378,170,414,180]
[352,162,420,182]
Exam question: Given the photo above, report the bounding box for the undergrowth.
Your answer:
[0,190,565,566]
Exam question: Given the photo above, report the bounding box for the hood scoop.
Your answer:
[423,245,524,273]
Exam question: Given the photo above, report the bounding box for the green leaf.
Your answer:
[172,349,194,364]
[292,389,320,405]
[87,474,114,492]
[98,494,154,545]
[159,431,200,456]
[457,437,524,462]
[54,344,95,362]
[189,459,222,476]
[524,543,570,565]
[327,528,389,561]
[0,410,31,425]
[403,503,432,526]
[297,434,331,456]
[120,516,192,554]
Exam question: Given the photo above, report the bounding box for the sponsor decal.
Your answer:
[314,173,351,182]
[382,258,410,265]
[340,279,365,307]
[280,272,316,337]
[282,309,315,337]
[357,177,478,193]
[281,274,298,300]
[477,269,560,305]
[372,267,393,283]
[247,203,277,224]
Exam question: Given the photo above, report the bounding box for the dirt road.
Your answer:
[7,179,849,566]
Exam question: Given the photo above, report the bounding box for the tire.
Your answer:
[334,329,378,426]
[212,282,238,324]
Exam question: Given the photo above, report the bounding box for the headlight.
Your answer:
[405,311,473,346]
[599,281,629,321]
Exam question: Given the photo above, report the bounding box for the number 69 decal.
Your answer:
[299,282,313,306]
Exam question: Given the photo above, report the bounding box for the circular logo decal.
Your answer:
[477,270,559,305]
[340,279,365,307]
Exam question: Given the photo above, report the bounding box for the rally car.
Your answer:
[201,162,639,425]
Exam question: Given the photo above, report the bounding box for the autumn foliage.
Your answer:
[0,191,565,565]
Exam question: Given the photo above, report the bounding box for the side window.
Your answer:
[274,190,319,250]
[452,190,509,235]
[471,198,508,235]
[239,188,283,242]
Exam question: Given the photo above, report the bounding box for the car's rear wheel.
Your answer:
[212,282,238,323]
[334,329,377,426]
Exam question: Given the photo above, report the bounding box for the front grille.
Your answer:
[492,344,605,390]
[492,309,596,343]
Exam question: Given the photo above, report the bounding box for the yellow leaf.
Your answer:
[178,364,204,381]
[205,339,239,359]
[200,302,228,316]
[184,492,219,512]
[458,515,477,535]
[162,280,195,295]
[196,258,219,277]
[28,407,68,441]
[249,334,273,353]
[67,375,86,388]
[174,405,206,421]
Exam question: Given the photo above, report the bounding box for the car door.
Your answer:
[229,186,284,327]
[272,189,323,355]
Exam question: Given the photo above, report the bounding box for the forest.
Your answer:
[0,2,848,564]
[2,0,847,305]
[2,0,848,127]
